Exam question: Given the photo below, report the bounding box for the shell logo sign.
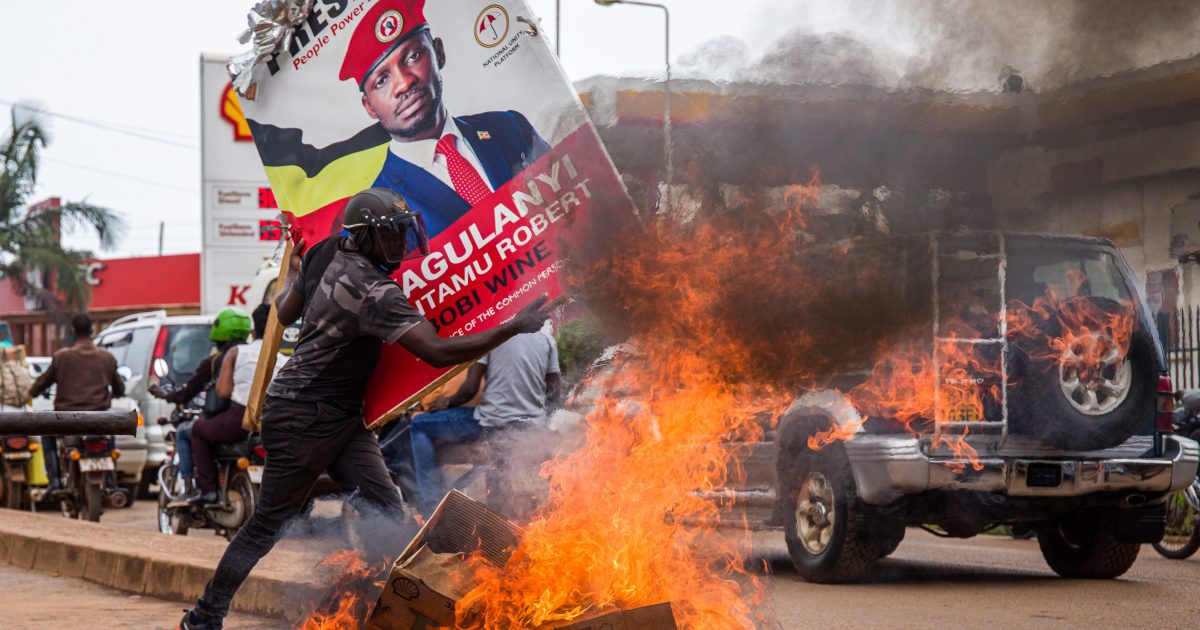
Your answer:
[219,82,254,142]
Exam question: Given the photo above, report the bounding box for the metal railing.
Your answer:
[1169,306,1200,390]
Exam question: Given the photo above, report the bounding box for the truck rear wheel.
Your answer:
[1037,510,1139,579]
[780,444,881,583]
[1009,297,1153,451]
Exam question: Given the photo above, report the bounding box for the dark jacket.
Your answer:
[29,340,125,411]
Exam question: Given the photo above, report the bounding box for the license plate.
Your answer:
[247,465,264,484]
[78,458,115,472]
[2,452,31,461]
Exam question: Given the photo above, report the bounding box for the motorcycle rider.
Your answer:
[151,308,251,502]
[188,304,286,505]
[179,188,551,629]
[27,314,125,491]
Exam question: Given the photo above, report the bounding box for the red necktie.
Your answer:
[435,134,491,206]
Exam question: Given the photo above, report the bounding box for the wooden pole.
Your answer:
[242,239,295,432]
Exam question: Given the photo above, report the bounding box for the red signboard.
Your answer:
[87,254,200,310]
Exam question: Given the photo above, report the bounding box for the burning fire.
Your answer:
[1007,269,1136,393]
[819,266,1137,470]
[299,549,384,630]
[446,177,832,628]
[301,164,1141,626]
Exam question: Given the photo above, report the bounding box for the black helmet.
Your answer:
[342,188,430,264]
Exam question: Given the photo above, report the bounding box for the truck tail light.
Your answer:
[5,437,28,450]
[1157,374,1176,432]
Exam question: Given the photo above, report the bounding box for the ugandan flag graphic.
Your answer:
[248,119,392,249]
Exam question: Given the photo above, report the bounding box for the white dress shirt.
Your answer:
[387,115,494,193]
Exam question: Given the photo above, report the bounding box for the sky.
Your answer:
[0,0,789,258]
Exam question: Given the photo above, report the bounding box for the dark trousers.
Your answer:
[191,403,249,494]
[193,396,404,622]
[408,406,482,507]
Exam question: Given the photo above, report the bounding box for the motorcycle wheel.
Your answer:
[1152,481,1200,560]
[156,465,189,536]
[60,465,79,519]
[5,479,24,510]
[83,482,103,522]
[222,471,256,541]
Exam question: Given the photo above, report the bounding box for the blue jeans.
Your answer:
[406,407,482,506]
[176,422,195,478]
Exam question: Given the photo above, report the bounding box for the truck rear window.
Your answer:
[1007,249,1132,305]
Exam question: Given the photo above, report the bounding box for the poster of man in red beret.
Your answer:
[240,0,632,427]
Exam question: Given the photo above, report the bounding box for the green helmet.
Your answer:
[210,307,252,343]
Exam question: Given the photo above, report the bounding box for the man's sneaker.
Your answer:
[197,491,220,506]
[177,609,220,630]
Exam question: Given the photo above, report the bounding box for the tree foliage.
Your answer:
[0,102,124,311]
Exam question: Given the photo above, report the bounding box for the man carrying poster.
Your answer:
[180,188,551,629]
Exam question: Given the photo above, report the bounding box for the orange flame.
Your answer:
[298,549,384,630]
[445,175,828,628]
[822,266,1136,472]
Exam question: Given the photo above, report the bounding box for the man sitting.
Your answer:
[387,331,560,516]
[190,305,287,504]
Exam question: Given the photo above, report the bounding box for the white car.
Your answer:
[94,312,217,497]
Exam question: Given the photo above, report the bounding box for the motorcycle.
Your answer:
[1152,391,1200,559]
[156,405,265,540]
[0,435,36,510]
[57,434,125,522]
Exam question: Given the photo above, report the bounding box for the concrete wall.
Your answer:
[988,120,1200,303]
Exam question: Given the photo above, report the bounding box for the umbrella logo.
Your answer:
[474,4,509,48]
[375,10,405,44]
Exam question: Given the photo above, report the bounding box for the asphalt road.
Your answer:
[758,529,1200,628]
[11,501,1200,627]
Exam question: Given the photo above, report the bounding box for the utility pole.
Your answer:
[157,221,164,256]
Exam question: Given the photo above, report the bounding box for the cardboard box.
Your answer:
[369,490,520,629]
[368,491,676,630]
[550,603,679,630]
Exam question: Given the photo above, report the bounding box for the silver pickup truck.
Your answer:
[564,231,1199,583]
[769,232,1198,582]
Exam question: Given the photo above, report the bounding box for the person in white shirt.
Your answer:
[190,304,287,504]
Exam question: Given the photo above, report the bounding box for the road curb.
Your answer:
[0,509,323,619]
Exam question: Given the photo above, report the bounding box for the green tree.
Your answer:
[0,102,124,311]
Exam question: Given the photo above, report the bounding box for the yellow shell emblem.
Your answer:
[220,83,253,142]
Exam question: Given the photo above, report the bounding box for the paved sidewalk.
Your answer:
[0,562,276,629]
[0,507,324,619]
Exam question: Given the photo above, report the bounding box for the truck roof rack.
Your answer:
[107,310,168,328]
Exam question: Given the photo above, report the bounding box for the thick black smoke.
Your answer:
[678,0,1200,91]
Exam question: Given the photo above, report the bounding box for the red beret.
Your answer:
[339,0,428,89]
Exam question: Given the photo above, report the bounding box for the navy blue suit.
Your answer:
[373,111,550,238]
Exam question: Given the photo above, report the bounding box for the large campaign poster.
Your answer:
[200,55,285,314]
[238,0,633,426]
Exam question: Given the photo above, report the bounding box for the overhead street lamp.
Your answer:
[594,0,673,214]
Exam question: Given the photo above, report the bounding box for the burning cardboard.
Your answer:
[368,491,677,630]
[368,490,517,629]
